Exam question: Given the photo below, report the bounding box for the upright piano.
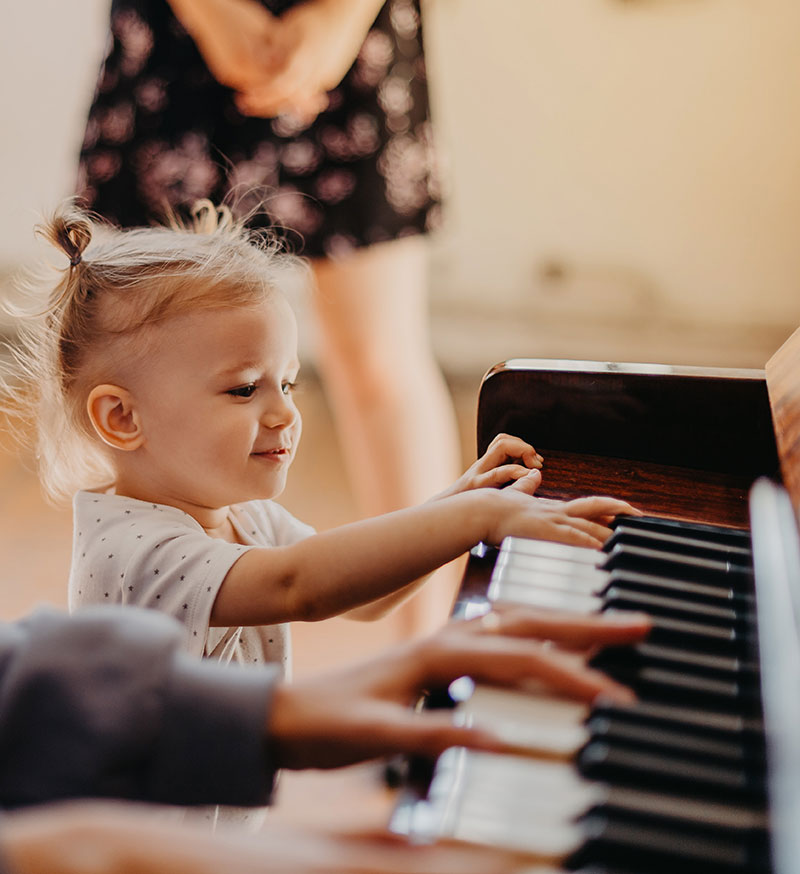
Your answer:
[391,326,800,874]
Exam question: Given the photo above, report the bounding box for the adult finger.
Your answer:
[416,634,636,705]
[468,606,651,649]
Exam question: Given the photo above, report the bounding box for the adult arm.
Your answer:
[0,607,276,809]
[166,0,386,120]
[0,603,647,810]
[0,800,527,874]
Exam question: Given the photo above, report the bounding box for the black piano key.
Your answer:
[610,515,752,548]
[605,527,752,564]
[591,641,760,682]
[643,613,749,655]
[612,666,756,714]
[597,784,768,832]
[586,714,752,765]
[587,702,765,766]
[572,812,769,874]
[602,586,746,628]
[576,740,766,803]
[604,544,752,586]
[604,569,754,607]
[591,700,765,747]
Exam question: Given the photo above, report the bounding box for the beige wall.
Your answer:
[424,0,800,368]
[3,0,799,370]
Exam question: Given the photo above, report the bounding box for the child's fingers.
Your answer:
[536,522,605,549]
[475,465,540,489]
[504,467,542,494]
[564,496,641,521]
[480,434,543,472]
[560,515,614,543]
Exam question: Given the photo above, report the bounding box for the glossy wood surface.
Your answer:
[766,325,800,519]
[476,360,781,528]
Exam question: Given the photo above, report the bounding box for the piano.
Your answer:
[390,325,800,874]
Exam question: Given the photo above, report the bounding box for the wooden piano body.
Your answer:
[393,326,800,874]
[476,359,779,528]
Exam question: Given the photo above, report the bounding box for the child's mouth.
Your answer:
[252,447,291,461]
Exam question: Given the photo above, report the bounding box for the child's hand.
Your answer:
[488,491,640,550]
[433,433,544,501]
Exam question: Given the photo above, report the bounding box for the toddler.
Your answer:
[3,201,635,678]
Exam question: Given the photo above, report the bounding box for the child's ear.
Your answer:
[86,384,144,451]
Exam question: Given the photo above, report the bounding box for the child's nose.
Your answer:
[261,394,297,429]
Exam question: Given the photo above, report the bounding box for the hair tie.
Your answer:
[69,253,82,268]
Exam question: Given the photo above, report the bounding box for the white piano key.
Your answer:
[427,748,597,858]
[491,567,605,597]
[453,684,590,758]
[500,536,604,566]
[488,579,602,613]
[494,552,607,583]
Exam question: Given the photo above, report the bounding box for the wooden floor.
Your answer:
[0,368,481,830]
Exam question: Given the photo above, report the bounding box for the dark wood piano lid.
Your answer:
[766,326,800,517]
[475,358,780,528]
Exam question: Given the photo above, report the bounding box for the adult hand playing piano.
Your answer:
[267,607,650,770]
[0,800,532,874]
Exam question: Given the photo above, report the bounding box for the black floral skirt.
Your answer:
[77,0,441,257]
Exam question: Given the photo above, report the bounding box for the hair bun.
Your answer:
[39,203,93,269]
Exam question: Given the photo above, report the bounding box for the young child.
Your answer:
[3,201,636,679]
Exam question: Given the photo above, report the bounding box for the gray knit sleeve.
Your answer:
[0,606,277,808]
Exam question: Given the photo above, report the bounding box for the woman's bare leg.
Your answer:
[310,236,463,637]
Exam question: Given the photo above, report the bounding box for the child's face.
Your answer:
[117,294,302,512]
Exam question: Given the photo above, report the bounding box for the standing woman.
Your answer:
[76,0,462,636]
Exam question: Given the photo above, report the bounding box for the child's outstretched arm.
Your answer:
[210,488,637,628]
[431,433,544,501]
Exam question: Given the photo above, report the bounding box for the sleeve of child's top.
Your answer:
[0,606,278,809]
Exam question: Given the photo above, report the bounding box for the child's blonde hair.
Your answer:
[2,200,303,504]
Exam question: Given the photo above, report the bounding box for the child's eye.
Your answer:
[281,381,297,396]
[227,384,257,399]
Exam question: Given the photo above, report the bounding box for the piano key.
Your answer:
[498,556,753,608]
[625,641,759,679]
[603,543,752,585]
[578,739,766,802]
[590,641,759,684]
[411,748,769,872]
[454,684,754,765]
[449,679,765,757]
[487,579,747,655]
[605,526,752,563]
[499,536,605,566]
[609,515,752,547]
[496,540,754,597]
[605,666,758,714]
[574,811,769,872]
[591,699,764,744]
[492,572,747,628]
[585,714,751,765]
[604,570,754,607]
